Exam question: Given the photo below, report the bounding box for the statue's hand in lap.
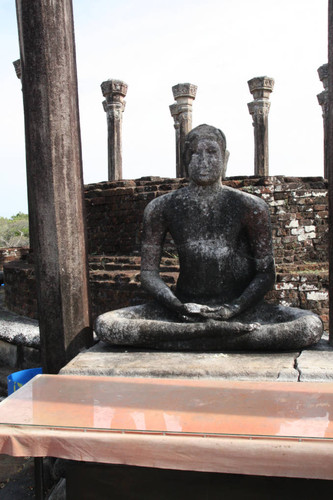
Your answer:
[180,303,259,332]
[182,303,240,320]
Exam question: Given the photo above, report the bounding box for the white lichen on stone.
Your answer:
[286,220,299,229]
[275,283,296,290]
[307,291,328,301]
[312,191,327,197]
[299,284,318,292]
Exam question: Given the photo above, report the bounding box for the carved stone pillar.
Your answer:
[317,64,329,179]
[169,103,181,177]
[101,79,128,181]
[171,83,197,177]
[247,76,274,176]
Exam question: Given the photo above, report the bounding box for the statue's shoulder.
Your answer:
[143,188,184,219]
[145,186,187,208]
[222,185,268,213]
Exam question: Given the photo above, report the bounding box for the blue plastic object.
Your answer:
[7,367,42,395]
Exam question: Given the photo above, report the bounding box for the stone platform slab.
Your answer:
[60,336,333,382]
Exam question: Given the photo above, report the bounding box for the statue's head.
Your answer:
[184,124,229,184]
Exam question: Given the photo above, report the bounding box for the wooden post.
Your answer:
[16,0,93,372]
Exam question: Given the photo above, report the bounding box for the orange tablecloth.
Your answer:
[0,375,333,480]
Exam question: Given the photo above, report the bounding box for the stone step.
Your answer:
[89,255,178,265]
[89,262,141,271]
[90,270,178,285]
[88,255,179,273]
[89,255,141,264]
[88,255,326,274]
[277,262,328,273]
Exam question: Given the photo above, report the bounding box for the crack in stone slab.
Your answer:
[294,352,302,382]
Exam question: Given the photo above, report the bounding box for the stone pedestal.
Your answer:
[101,79,128,181]
[248,76,274,176]
[60,337,333,382]
[61,342,299,381]
[16,0,93,373]
[170,83,197,177]
[317,64,329,180]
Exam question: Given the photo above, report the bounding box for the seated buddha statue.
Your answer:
[95,124,323,351]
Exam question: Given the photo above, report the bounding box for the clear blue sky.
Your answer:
[0,0,328,218]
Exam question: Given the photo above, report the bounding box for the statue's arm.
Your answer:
[140,200,184,314]
[226,199,275,317]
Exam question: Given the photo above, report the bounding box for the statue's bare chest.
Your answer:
[166,194,244,245]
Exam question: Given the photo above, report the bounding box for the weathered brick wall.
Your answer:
[3,176,329,330]
[266,263,328,329]
[4,257,329,330]
[0,247,30,271]
[85,176,328,264]
[85,177,188,255]
[3,260,37,318]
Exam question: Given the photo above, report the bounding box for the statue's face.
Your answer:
[188,139,223,186]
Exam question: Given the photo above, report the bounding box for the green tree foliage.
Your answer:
[0,213,29,248]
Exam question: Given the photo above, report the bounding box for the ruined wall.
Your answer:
[85,176,328,264]
[3,257,328,330]
[4,176,329,329]
[0,247,29,271]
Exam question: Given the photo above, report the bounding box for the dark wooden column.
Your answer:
[328,0,333,345]
[16,0,93,372]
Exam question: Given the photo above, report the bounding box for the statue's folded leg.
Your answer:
[94,301,323,351]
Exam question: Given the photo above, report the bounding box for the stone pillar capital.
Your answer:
[13,59,22,79]
[169,102,179,117]
[172,83,198,102]
[101,79,128,101]
[247,99,271,118]
[317,90,329,112]
[318,63,329,91]
[248,76,275,99]
[169,103,180,128]
[317,63,329,119]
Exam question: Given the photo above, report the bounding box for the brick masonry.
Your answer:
[0,247,29,271]
[85,176,328,264]
[3,176,329,329]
